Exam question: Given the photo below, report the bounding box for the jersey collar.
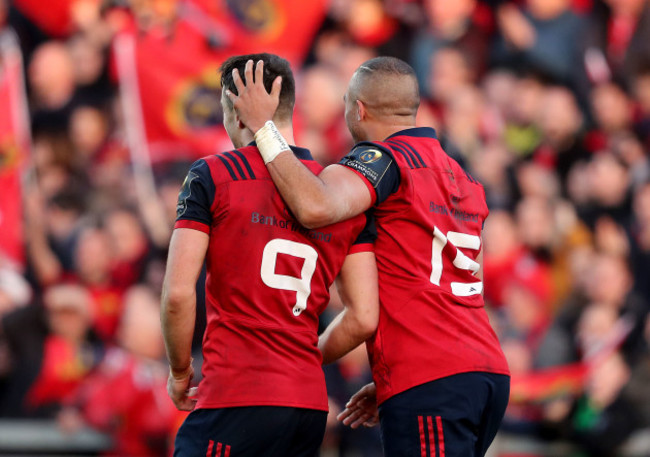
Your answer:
[247,141,314,161]
[385,127,437,140]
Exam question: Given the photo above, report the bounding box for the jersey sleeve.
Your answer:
[348,211,377,254]
[339,142,400,206]
[174,159,216,234]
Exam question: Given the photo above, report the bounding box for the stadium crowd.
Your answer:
[0,0,650,456]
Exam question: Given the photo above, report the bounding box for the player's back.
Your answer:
[175,145,370,411]
[365,128,509,403]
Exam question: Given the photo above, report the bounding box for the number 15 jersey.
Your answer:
[175,144,373,412]
[340,127,510,405]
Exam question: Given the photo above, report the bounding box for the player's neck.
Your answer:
[276,123,296,146]
[365,122,416,143]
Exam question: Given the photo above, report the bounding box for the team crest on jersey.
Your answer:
[359,148,383,164]
[225,0,285,38]
[176,171,199,217]
[166,67,223,134]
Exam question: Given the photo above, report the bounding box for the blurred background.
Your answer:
[0,0,649,456]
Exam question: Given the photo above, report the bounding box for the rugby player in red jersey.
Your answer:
[228,57,510,457]
[161,53,380,457]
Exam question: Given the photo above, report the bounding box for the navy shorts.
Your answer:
[174,406,327,457]
[378,372,510,457]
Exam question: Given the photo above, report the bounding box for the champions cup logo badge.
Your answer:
[166,67,223,134]
[360,149,382,164]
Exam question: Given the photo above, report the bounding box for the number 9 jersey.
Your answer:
[175,144,374,412]
[339,127,510,405]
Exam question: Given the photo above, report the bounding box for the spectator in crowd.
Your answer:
[0,284,97,417]
[533,86,590,193]
[633,64,650,143]
[295,64,350,164]
[630,182,650,299]
[28,41,78,132]
[588,81,635,150]
[582,0,650,88]
[492,0,585,85]
[59,285,180,457]
[411,0,491,96]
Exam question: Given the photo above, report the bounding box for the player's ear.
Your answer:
[356,99,366,121]
[235,114,246,130]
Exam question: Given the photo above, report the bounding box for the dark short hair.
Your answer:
[220,53,295,121]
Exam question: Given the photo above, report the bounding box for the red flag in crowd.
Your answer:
[26,335,93,408]
[11,0,75,37]
[113,0,327,164]
[187,0,328,66]
[0,32,29,266]
[509,316,633,404]
[509,363,589,404]
[114,21,232,164]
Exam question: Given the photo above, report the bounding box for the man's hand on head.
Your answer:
[226,59,282,133]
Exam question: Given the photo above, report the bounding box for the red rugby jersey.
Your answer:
[340,128,509,405]
[174,144,373,411]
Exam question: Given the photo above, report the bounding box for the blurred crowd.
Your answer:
[1,0,650,456]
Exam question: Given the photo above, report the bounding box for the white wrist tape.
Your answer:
[254,120,291,164]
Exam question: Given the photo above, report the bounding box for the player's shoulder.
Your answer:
[287,145,322,174]
[206,145,318,182]
[450,157,483,189]
[201,147,263,183]
[341,141,396,172]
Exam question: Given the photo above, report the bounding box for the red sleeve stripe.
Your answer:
[418,415,427,457]
[345,166,377,206]
[436,416,445,457]
[349,243,374,254]
[174,219,210,234]
[427,416,436,457]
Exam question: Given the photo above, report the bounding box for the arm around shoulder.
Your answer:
[266,156,373,229]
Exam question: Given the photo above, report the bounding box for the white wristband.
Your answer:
[254,121,291,164]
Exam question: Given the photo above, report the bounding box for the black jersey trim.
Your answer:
[216,155,238,180]
[223,151,248,180]
[386,127,438,140]
[390,138,427,168]
[247,141,314,161]
[232,149,256,180]
[386,140,418,169]
[288,146,314,161]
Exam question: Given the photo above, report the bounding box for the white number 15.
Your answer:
[430,228,482,297]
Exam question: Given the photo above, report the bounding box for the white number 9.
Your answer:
[260,239,319,316]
